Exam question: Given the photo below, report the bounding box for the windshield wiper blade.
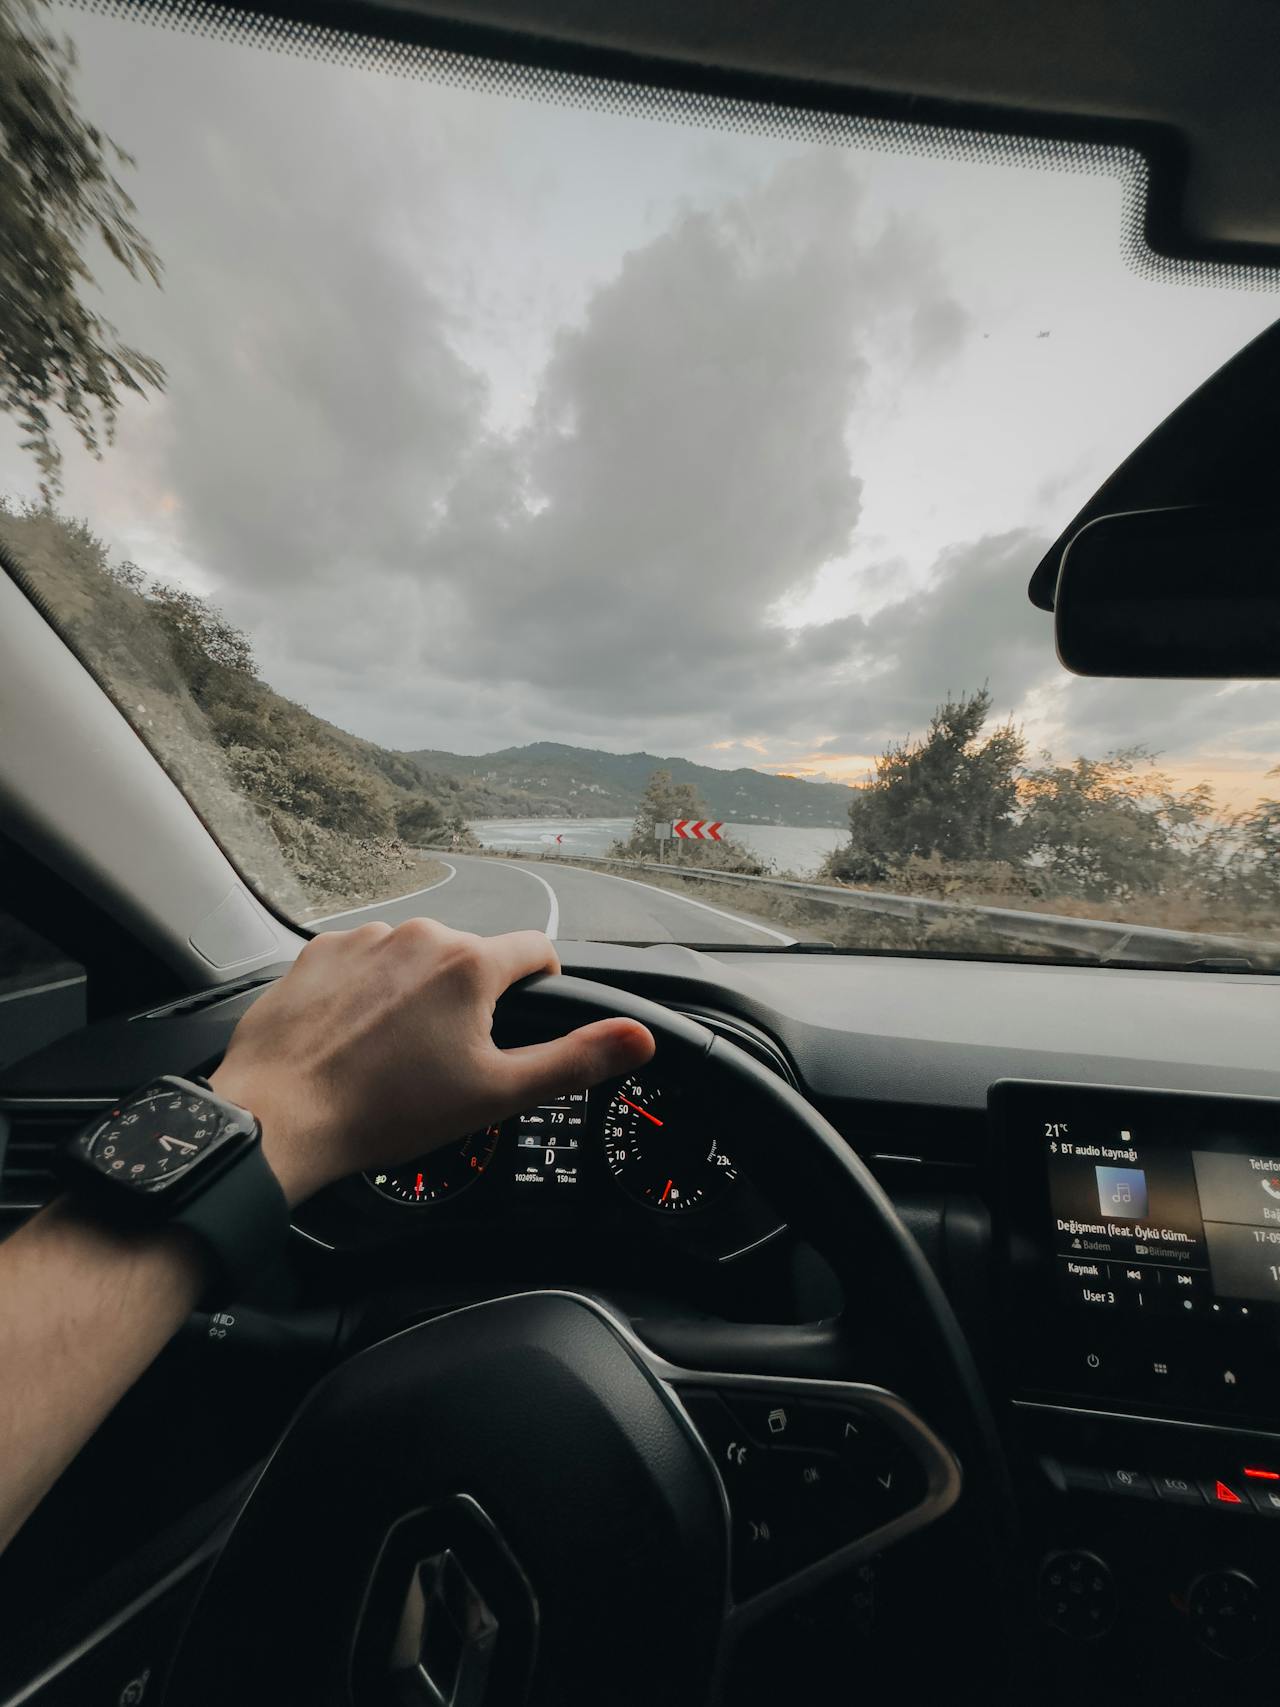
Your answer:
[568,940,839,952]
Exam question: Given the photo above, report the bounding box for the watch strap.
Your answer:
[174,1128,289,1300]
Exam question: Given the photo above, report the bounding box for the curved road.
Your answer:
[310,852,799,946]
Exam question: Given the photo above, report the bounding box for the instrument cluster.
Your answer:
[296,1074,784,1260]
[365,1077,740,1215]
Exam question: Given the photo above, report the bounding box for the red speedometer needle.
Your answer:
[414,1172,424,1197]
[619,1095,663,1127]
[660,1178,674,1203]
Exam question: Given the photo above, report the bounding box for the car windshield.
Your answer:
[2,0,1278,965]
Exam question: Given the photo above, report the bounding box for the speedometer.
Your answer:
[365,1124,500,1204]
[603,1078,738,1212]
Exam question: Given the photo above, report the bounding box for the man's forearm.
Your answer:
[0,1201,206,1553]
[0,1106,333,1557]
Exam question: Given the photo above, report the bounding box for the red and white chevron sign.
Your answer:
[670,819,724,841]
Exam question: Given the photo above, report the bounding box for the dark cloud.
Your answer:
[909,296,971,371]
[419,154,873,700]
[314,152,989,750]
[124,94,992,751]
[1047,676,1280,768]
[793,528,1054,753]
[101,40,489,648]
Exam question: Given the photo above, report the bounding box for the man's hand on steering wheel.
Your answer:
[211,920,656,1207]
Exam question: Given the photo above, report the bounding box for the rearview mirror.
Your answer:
[1054,506,1280,677]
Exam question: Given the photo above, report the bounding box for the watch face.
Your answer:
[84,1085,231,1190]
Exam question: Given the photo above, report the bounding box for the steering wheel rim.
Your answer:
[168,972,1022,1706]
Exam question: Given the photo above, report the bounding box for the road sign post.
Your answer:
[654,823,672,865]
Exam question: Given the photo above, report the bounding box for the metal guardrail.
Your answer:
[425,845,1278,968]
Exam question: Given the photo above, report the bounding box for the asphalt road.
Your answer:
[310,852,798,946]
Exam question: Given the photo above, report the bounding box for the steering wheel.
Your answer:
[169,975,1021,1706]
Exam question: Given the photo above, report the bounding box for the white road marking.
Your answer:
[549,863,796,945]
[307,862,457,926]
[510,862,560,940]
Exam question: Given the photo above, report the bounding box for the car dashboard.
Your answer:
[1,943,1279,1705]
[292,1040,788,1269]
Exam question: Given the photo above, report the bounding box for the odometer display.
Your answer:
[512,1090,589,1191]
[365,1125,500,1205]
[604,1078,737,1212]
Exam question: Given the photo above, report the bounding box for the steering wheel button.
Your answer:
[731,1503,796,1598]
[831,1413,870,1457]
[805,1403,903,1469]
[768,1447,837,1496]
[677,1391,759,1487]
[838,1438,924,1520]
[720,1392,822,1448]
[730,1486,851,1598]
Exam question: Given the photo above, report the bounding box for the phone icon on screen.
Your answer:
[1262,1176,1280,1201]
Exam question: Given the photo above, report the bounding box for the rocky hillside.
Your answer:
[0,504,453,916]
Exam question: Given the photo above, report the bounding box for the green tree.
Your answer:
[395,796,445,843]
[828,689,1025,882]
[226,738,395,837]
[612,768,703,857]
[143,582,256,694]
[1,0,165,496]
[1019,748,1214,900]
[1239,790,1280,885]
[443,813,481,850]
[1207,767,1280,910]
[610,768,765,871]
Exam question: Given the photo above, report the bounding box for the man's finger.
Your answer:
[476,929,562,994]
[499,1018,655,1108]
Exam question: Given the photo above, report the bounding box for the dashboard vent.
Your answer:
[0,1101,109,1227]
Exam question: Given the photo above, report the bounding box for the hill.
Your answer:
[407,741,855,827]
[0,504,461,916]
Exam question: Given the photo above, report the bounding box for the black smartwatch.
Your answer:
[60,1074,289,1298]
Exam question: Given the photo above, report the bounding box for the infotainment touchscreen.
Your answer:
[1049,1131,1280,1315]
[993,1081,1280,1422]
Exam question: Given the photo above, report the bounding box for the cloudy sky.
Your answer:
[5,4,1279,807]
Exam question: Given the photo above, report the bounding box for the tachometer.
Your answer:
[603,1078,737,1212]
[365,1124,500,1204]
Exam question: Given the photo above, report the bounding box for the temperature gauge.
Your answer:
[365,1124,500,1205]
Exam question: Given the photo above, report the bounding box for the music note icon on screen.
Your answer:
[1096,1166,1148,1220]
